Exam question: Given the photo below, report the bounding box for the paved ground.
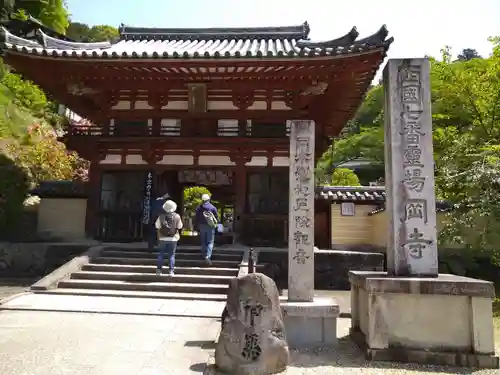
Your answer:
[1,285,499,374]
[0,303,221,375]
[1,293,225,318]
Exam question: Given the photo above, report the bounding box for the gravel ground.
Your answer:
[284,318,500,375]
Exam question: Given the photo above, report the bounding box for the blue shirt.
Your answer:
[195,201,219,225]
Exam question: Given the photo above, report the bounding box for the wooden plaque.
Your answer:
[187,83,207,113]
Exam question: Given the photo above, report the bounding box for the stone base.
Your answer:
[281,297,339,349]
[349,271,499,369]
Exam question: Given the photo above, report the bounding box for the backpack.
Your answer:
[157,212,177,237]
[203,210,218,228]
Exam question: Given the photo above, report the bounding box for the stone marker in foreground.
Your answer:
[349,58,499,369]
[214,273,289,375]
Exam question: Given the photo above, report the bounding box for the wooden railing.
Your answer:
[65,124,291,138]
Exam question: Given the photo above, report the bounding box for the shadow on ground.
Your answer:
[0,278,35,300]
[287,335,494,374]
[185,340,217,349]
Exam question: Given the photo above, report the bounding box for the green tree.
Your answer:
[11,0,70,34]
[8,123,88,185]
[331,168,361,186]
[65,21,89,40]
[317,38,500,257]
[1,71,49,115]
[183,186,212,217]
[87,25,119,42]
[67,22,119,42]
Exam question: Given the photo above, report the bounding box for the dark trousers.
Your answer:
[157,240,178,271]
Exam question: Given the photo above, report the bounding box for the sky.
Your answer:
[66,0,500,65]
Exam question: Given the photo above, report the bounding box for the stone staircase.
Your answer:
[41,245,244,301]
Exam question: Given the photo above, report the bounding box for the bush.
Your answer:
[1,72,49,116]
[331,168,361,186]
[0,152,30,238]
[8,124,89,185]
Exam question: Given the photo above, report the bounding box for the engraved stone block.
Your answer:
[215,273,289,375]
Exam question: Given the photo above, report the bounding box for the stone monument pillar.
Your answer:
[287,120,315,302]
[384,58,438,277]
[278,120,340,349]
[348,58,498,369]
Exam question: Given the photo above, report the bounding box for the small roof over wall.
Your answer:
[316,186,386,202]
[316,185,453,213]
[31,181,87,199]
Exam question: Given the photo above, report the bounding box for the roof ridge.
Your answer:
[118,22,310,41]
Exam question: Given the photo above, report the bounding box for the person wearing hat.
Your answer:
[148,192,171,251]
[155,199,183,276]
[195,193,219,265]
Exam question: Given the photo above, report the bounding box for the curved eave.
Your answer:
[1,41,392,61]
[0,25,393,60]
[37,30,111,50]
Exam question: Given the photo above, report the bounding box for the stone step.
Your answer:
[104,246,244,256]
[36,288,228,302]
[58,279,229,294]
[71,271,233,285]
[99,250,242,261]
[82,264,239,277]
[93,257,240,268]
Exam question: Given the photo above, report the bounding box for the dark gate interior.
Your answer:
[241,169,289,247]
[96,170,147,242]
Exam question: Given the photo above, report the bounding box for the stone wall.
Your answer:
[257,249,385,291]
[257,248,500,293]
[0,242,92,277]
[37,198,88,240]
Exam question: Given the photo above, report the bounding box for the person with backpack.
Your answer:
[148,193,171,252]
[155,199,183,276]
[195,193,219,265]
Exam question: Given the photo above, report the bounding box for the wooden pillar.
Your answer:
[85,160,102,239]
[232,154,249,244]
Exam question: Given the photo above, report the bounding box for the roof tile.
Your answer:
[315,186,454,213]
[1,22,393,59]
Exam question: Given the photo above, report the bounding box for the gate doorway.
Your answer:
[97,171,147,242]
[180,184,235,246]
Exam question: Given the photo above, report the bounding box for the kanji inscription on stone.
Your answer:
[287,120,315,301]
[384,59,438,277]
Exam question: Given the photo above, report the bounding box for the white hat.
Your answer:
[201,194,210,201]
[162,200,177,213]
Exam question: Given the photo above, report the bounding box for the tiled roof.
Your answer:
[315,186,386,202]
[0,21,393,59]
[368,201,454,215]
[315,186,454,214]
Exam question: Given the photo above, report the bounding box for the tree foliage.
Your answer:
[183,186,212,217]
[67,22,119,42]
[331,168,361,186]
[318,37,500,257]
[5,0,70,34]
[7,124,88,185]
[457,48,482,61]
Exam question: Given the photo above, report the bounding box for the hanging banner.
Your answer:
[142,171,153,224]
